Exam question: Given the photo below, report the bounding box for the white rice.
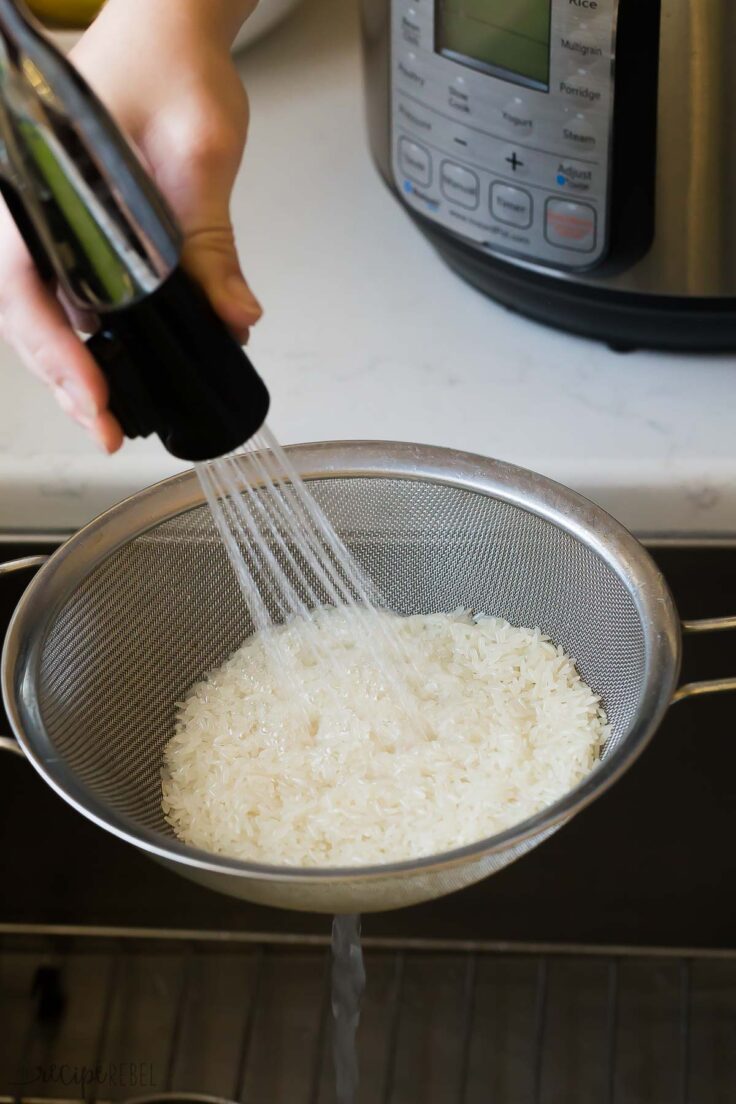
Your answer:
[161,608,608,866]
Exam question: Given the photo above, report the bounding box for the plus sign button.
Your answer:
[499,145,530,178]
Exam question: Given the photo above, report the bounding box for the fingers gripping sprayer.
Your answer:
[0,0,269,460]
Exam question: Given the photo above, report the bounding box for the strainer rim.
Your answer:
[2,440,681,885]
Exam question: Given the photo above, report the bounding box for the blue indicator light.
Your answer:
[403,179,413,193]
[557,174,567,186]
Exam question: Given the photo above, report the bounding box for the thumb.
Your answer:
[179,219,262,344]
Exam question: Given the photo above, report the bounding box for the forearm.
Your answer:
[95,0,258,49]
[179,0,260,46]
[211,0,261,43]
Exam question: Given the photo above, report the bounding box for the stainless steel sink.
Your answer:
[3,929,736,1104]
[2,540,736,1102]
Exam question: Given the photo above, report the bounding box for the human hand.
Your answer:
[0,0,261,452]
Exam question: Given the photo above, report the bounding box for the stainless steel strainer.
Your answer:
[2,441,736,914]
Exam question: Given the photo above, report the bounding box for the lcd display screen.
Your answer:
[436,1,552,91]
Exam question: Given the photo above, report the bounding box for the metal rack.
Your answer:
[1,926,736,1104]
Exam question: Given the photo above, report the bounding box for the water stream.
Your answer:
[195,428,423,728]
[331,914,366,1104]
[196,431,394,1102]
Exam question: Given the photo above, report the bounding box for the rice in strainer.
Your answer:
[161,608,607,866]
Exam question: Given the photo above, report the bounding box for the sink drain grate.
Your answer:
[1,926,735,1104]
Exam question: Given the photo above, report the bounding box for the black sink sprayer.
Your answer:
[0,0,270,461]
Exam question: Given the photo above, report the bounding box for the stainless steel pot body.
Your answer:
[362,0,736,298]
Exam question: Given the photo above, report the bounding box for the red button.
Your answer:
[545,199,597,252]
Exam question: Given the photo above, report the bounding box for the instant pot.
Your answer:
[360,1,736,350]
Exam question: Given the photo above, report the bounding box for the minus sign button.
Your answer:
[453,137,468,146]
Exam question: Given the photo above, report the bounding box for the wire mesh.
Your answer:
[22,471,650,910]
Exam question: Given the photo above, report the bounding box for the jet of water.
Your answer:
[332,914,366,1104]
[195,426,425,730]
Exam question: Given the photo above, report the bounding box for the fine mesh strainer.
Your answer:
[2,441,736,914]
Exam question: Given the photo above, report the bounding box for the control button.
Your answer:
[554,157,595,194]
[401,9,422,46]
[396,98,434,136]
[440,161,479,209]
[398,137,432,187]
[573,12,611,34]
[450,131,472,154]
[562,113,598,151]
[490,183,533,229]
[500,146,530,178]
[500,97,534,137]
[545,199,597,252]
[397,51,426,91]
[559,31,607,67]
[448,74,471,115]
[558,70,604,107]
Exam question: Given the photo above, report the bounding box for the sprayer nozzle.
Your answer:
[88,267,270,461]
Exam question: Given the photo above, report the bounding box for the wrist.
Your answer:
[187,0,259,46]
[97,0,258,49]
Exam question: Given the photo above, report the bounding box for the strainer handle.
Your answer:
[674,617,736,703]
[0,737,24,758]
[0,555,48,576]
[0,555,48,757]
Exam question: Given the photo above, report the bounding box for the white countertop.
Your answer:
[1,0,735,536]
